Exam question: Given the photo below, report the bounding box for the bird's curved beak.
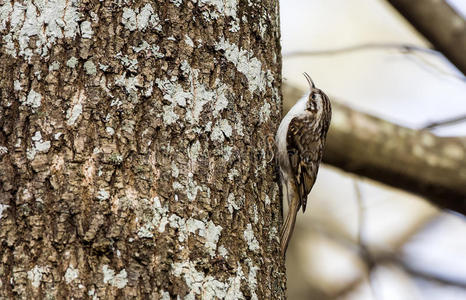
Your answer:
[303,72,315,89]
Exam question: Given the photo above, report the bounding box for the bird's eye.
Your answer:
[311,94,316,100]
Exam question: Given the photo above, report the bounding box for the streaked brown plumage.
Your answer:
[276,73,332,256]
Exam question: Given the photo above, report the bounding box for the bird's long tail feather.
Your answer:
[280,195,300,257]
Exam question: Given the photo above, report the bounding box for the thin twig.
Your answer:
[284,43,466,82]
[306,220,466,293]
[353,180,364,246]
[402,51,466,82]
[422,114,466,129]
[378,255,466,289]
[353,179,381,300]
[283,43,439,57]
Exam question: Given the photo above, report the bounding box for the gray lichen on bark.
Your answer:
[0,0,286,298]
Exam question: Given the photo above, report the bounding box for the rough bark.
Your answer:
[386,0,466,75]
[284,83,466,215]
[0,1,286,298]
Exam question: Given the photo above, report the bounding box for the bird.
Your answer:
[276,73,332,256]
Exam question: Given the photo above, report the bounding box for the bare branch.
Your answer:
[306,221,466,292]
[353,180,381,300]
[284,42,439,57]
[378,255,466,289]
[284,43,466,82]
[386,0,466,76]
[422,114,466,130]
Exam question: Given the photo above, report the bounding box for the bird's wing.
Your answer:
[286,114,323,212]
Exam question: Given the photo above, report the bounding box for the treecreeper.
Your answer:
[276,73,332,256]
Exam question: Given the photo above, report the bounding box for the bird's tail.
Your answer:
[280,197,300,257]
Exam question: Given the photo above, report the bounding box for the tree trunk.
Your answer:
[0,1,285,298]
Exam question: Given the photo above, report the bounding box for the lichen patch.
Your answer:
[22,89,42,109]
[0,0,81,61]
[215,38,266,93]
[64,266,79,284]
[0,204,9,221]
[172,260,245,299]
[121,4,161,32]
[27,265,49,288]
[243,224,259,252]
[66,90,86,126]
[102,265,128,289]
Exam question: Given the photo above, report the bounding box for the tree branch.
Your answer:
[386,0,466,75]
[284,43,466,82]
[284,42,439,57]
[422,113,466,130]
[283,83,466,215]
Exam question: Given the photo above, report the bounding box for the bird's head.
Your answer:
[303,72,330,115]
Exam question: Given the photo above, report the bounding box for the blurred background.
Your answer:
[280,0,466,299]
